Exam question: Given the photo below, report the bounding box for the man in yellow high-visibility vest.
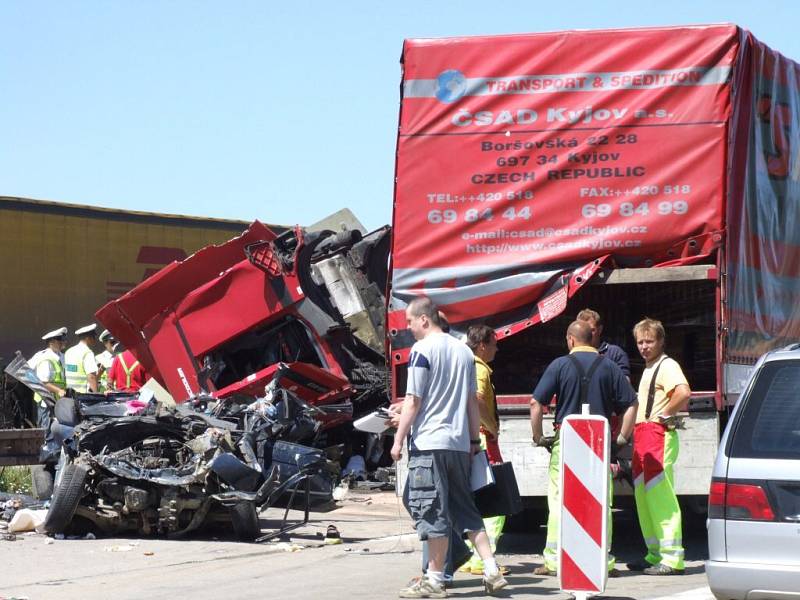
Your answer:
[64,324,100,393]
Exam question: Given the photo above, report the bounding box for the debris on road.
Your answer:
[7,508,47,533]
[104,544,136,552]
[324,524,342,545]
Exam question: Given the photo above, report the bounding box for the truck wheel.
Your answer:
[230,501,260,541]
[30,465,54,500]
[43,463,89,534]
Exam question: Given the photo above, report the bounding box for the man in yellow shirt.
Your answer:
[460,324,505,575]
[628,318,691,576]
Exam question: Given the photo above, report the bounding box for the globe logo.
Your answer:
[435,69,467,103]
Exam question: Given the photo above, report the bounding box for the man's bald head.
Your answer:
[567,320,594,346]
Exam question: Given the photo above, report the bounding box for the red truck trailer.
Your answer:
[388,24,800,500]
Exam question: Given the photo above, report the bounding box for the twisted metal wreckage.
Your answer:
[5,222,393,540]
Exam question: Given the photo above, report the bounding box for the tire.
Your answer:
[30,465,54,500]
[43,463,89,534]
[230,501,260,541]
[54,397,80,427]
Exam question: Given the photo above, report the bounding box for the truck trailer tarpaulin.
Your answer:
[389,24,800,367]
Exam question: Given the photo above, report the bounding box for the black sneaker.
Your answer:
[643,563,684,576]
[626,560,651,571]
[324,524,342,545]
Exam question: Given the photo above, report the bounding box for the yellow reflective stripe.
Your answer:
[119,354,140,388]
[46,358,66,387]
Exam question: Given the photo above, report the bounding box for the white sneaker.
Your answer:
[399,574,447,598]
[483,570,508,595]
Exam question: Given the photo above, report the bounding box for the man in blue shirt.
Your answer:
[577,308,631,380]
[530,320,638,576]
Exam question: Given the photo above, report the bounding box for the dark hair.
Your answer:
[437,311,450,333]
[466,324,495,351]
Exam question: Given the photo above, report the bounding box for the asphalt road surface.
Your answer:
[1,492,714,600]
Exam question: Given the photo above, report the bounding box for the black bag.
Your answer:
[474,462,523,518]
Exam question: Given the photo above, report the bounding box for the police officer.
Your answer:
[95,329,117,392]
[27,327,68,427]
[65,324,100,393]
[530,320,638,577]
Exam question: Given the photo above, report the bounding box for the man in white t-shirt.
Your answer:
[391,297,508,598]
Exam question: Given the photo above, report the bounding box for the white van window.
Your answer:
[729,361,800,459]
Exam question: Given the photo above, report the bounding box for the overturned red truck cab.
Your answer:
[97,221,391,430]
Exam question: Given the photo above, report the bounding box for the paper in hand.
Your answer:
[470,450,495,491]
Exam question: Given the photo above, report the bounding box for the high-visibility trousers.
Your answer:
[631,422,685,570]
[463,430,506,572]
[543,437,615,572]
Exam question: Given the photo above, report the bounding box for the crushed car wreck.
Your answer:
[6,356,350,540]
[45,377,343,540]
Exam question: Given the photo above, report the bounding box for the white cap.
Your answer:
[99,329,114,343]
[75,324,97,336]
[42,327,68,341]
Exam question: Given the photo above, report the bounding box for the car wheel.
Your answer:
[30,465,54,500]
[230,501,260,541]
[43,463,89,534]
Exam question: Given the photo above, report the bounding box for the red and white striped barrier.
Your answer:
[559,407,610,597]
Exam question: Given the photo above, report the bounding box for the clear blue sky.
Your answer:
[2,1,797,231]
